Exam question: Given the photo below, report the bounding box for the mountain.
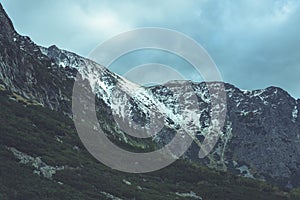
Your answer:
[1,3,300,199]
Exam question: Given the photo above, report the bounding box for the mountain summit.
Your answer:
[0,3,16,40]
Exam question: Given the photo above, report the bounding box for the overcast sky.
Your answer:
[1,0,300,98]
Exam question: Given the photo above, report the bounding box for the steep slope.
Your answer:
[0,4,73,114]
[219,86,300,186]
[148,82,300,187]
[1,3,300,189]
[1,83,300,200]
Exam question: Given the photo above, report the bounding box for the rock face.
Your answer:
[208,85,300,187]
[1,4,300,187]
[0,4,74,114]
[6,147,65,179]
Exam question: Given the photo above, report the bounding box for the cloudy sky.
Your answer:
[1,0,300,97]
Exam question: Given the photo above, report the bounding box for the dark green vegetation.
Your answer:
[1,89,300,200]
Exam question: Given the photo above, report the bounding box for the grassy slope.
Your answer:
[0,89,300,200]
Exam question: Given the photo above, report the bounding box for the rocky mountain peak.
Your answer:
[0,3,16,41]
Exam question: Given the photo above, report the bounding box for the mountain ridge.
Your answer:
[1,3,300,189]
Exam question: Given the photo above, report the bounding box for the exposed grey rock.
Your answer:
[122,179,132,185]
[1,4,300,188]
[175,191,202,199]
[100,191,123,200]
[6,147,65,179]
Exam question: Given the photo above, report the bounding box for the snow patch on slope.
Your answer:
[292,105,298,122]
